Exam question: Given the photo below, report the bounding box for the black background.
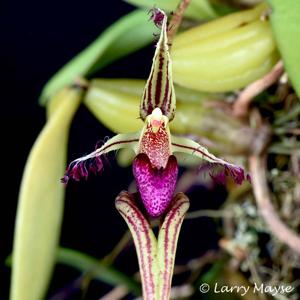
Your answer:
[0,1,224,298]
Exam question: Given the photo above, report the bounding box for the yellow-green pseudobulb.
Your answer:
[10,87,82,300]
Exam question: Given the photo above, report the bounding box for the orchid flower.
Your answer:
[62,9,247,218]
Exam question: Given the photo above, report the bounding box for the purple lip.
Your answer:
[133,153,178,217]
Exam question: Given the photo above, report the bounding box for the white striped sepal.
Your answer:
[115,191,190,300]
[140,9,176,122]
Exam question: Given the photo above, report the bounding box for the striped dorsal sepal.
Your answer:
[140,8,176,122]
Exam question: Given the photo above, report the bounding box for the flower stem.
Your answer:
[168,0,192,45]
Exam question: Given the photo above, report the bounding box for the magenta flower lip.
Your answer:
[133,153,178,217]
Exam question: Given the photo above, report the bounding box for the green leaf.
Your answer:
[40,10,156,105]
[124,0,217,20]
[57,247,141,295]
[267,0,300,97]
[10,88,82,300]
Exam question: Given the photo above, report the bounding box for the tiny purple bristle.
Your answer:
[89,156,103,175]
[148,8,165,27]
[61,156,103,185]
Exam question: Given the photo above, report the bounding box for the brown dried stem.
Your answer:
[167,0,191,44]
[249,154,300,255]
[233,60,284,118]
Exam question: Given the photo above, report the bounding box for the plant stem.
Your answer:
[168,0,192,45]
[233,60,284,118]
[249,154,300,254]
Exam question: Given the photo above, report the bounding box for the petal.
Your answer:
[140,9,176,121]
[62,132,140,184]
[171,135,248,185]
[133,153,178,217]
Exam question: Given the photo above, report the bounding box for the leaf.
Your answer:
[46,85,82,118]
[274,103,300,125]
[57,247,141,295]
[124,0,217,20]
[267,0,300,97]
[10,87,82,300]
[40,10,156,105]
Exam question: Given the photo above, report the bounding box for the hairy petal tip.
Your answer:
[61,156,103,185]
[224,164,246,185]
[61,132,140,185]
[199,163,248,185]
[172,136,249,185]
[148,8,166,28]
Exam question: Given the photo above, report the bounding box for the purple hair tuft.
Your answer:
[198,162,248,185]
[61,156,103,185]
[148,8,165,28]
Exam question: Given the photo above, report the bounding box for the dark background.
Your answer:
[0,1,225,298]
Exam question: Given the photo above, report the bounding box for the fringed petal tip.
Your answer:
[61,156,103,185]
[148,8,166,28]
[198,163,250,186]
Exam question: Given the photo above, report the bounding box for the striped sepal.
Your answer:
[157,193,190,300]
[116,191,189,300]
[140,9,176,122]
[115,191,159,300]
